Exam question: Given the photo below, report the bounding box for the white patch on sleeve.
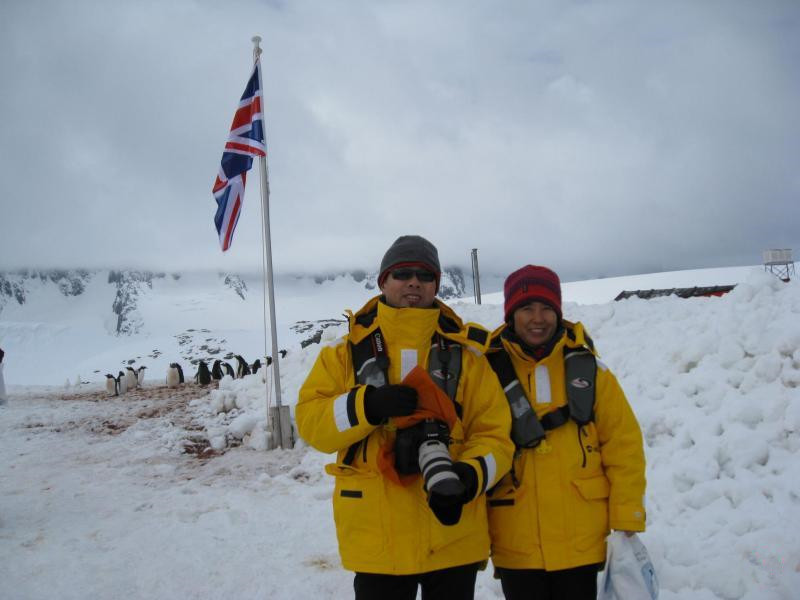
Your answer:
[484,453,498,489]
[400,349,417,380]
[534,364,551,404]
[333,393,351,432]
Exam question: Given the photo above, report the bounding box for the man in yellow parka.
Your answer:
[296,235,514,600]
[486,265,646,600]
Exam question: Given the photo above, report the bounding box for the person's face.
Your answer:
[512,301,558,347]
[380,267,437,308]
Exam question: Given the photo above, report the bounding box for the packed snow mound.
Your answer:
[186,268,800,599]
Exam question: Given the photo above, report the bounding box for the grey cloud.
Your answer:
[1,0,798,282]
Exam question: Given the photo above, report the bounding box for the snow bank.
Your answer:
[189,268,800,598]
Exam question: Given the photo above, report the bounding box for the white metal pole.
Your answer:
[252,36,287,448]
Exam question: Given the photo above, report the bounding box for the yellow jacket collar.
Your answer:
[346,296,490,353]
[491,320,594,362]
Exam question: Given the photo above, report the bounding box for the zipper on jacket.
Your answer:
[577,425,587,468]
[510,449,522,488]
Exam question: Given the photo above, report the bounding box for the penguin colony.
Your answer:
[102,350,288,395]
[105,366,147,396]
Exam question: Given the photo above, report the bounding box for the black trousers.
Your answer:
[354,562,480,600]
[496,563,602,600]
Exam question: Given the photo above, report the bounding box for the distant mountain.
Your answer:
[0,266,472,334]
[0,266,483,384]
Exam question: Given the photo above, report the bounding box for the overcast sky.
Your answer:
[1,0,798,281]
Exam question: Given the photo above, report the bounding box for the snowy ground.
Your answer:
[2,267,800,599]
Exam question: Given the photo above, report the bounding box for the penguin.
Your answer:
[279,349,287,358]
[211,360,224,380]
[166,363,181,389]
[235,355,251,378]
[125,367,137,391]
[176,363,185,384]
[136,366,147,388]
[265,355,273,367]
[117,371,128,395]
[223,362,235,378]
[251,359,262,375]
[105,373,117,396]
[195,360,211,386]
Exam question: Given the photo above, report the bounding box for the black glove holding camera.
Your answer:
[363,384,418,425]
[427,461,478,526]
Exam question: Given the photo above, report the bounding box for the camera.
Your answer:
[395,419,465,501]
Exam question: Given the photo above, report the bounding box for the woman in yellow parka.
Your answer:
[486,265,646,600]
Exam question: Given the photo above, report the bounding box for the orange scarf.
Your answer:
[376,366,459,486]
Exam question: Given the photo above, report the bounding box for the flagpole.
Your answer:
[252,35,292,449]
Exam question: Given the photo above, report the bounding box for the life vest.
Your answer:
[342,307,484,465]
[349,309,467,413]
[487,330,597,449]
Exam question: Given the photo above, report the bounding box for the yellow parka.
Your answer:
[487,321,646,571]
[296,297,514,575]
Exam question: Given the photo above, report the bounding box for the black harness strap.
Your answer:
[431,334,463,419]
[487,340,597,449]
[563,347,596,425]
[487,351,546,448]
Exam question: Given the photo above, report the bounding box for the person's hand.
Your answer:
[427,462,477,526]
[363,385,418,425]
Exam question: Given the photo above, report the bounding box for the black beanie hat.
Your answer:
[378,235,441,291]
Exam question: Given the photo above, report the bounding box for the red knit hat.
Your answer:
[503,265,562,322]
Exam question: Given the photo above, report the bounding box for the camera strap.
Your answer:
[344,327,466,466]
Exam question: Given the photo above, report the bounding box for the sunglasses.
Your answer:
[390,269,437,283]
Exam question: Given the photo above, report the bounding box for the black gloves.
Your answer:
[363,384,418,425]
[451,461,478,500]
[428,461,478,526]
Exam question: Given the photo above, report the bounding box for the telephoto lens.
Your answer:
[417,419,465,500]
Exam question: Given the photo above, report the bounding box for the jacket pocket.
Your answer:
[487,483,538,555]
[327,463,387,561]
[570,475,610,552]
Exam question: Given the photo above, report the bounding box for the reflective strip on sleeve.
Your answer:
[476,453,498,495]
[534,364,551,404]
[333,391,357,432]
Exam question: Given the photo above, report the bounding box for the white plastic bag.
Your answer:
[598,532,659,600]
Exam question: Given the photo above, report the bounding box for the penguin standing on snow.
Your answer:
[223,362,235,378]
[279,349,287,359]
[166,363,182,388]
[251,359,262,375]
[136,366,147,388]
[211,360,224,380]
[116,371,128,395]
[265,355,273,367]
[106,374,118,396]
[125,367,137,391]
[195,360,211,386]
[235,355,251,378]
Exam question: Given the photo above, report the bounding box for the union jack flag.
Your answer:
[212,62,266,251]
